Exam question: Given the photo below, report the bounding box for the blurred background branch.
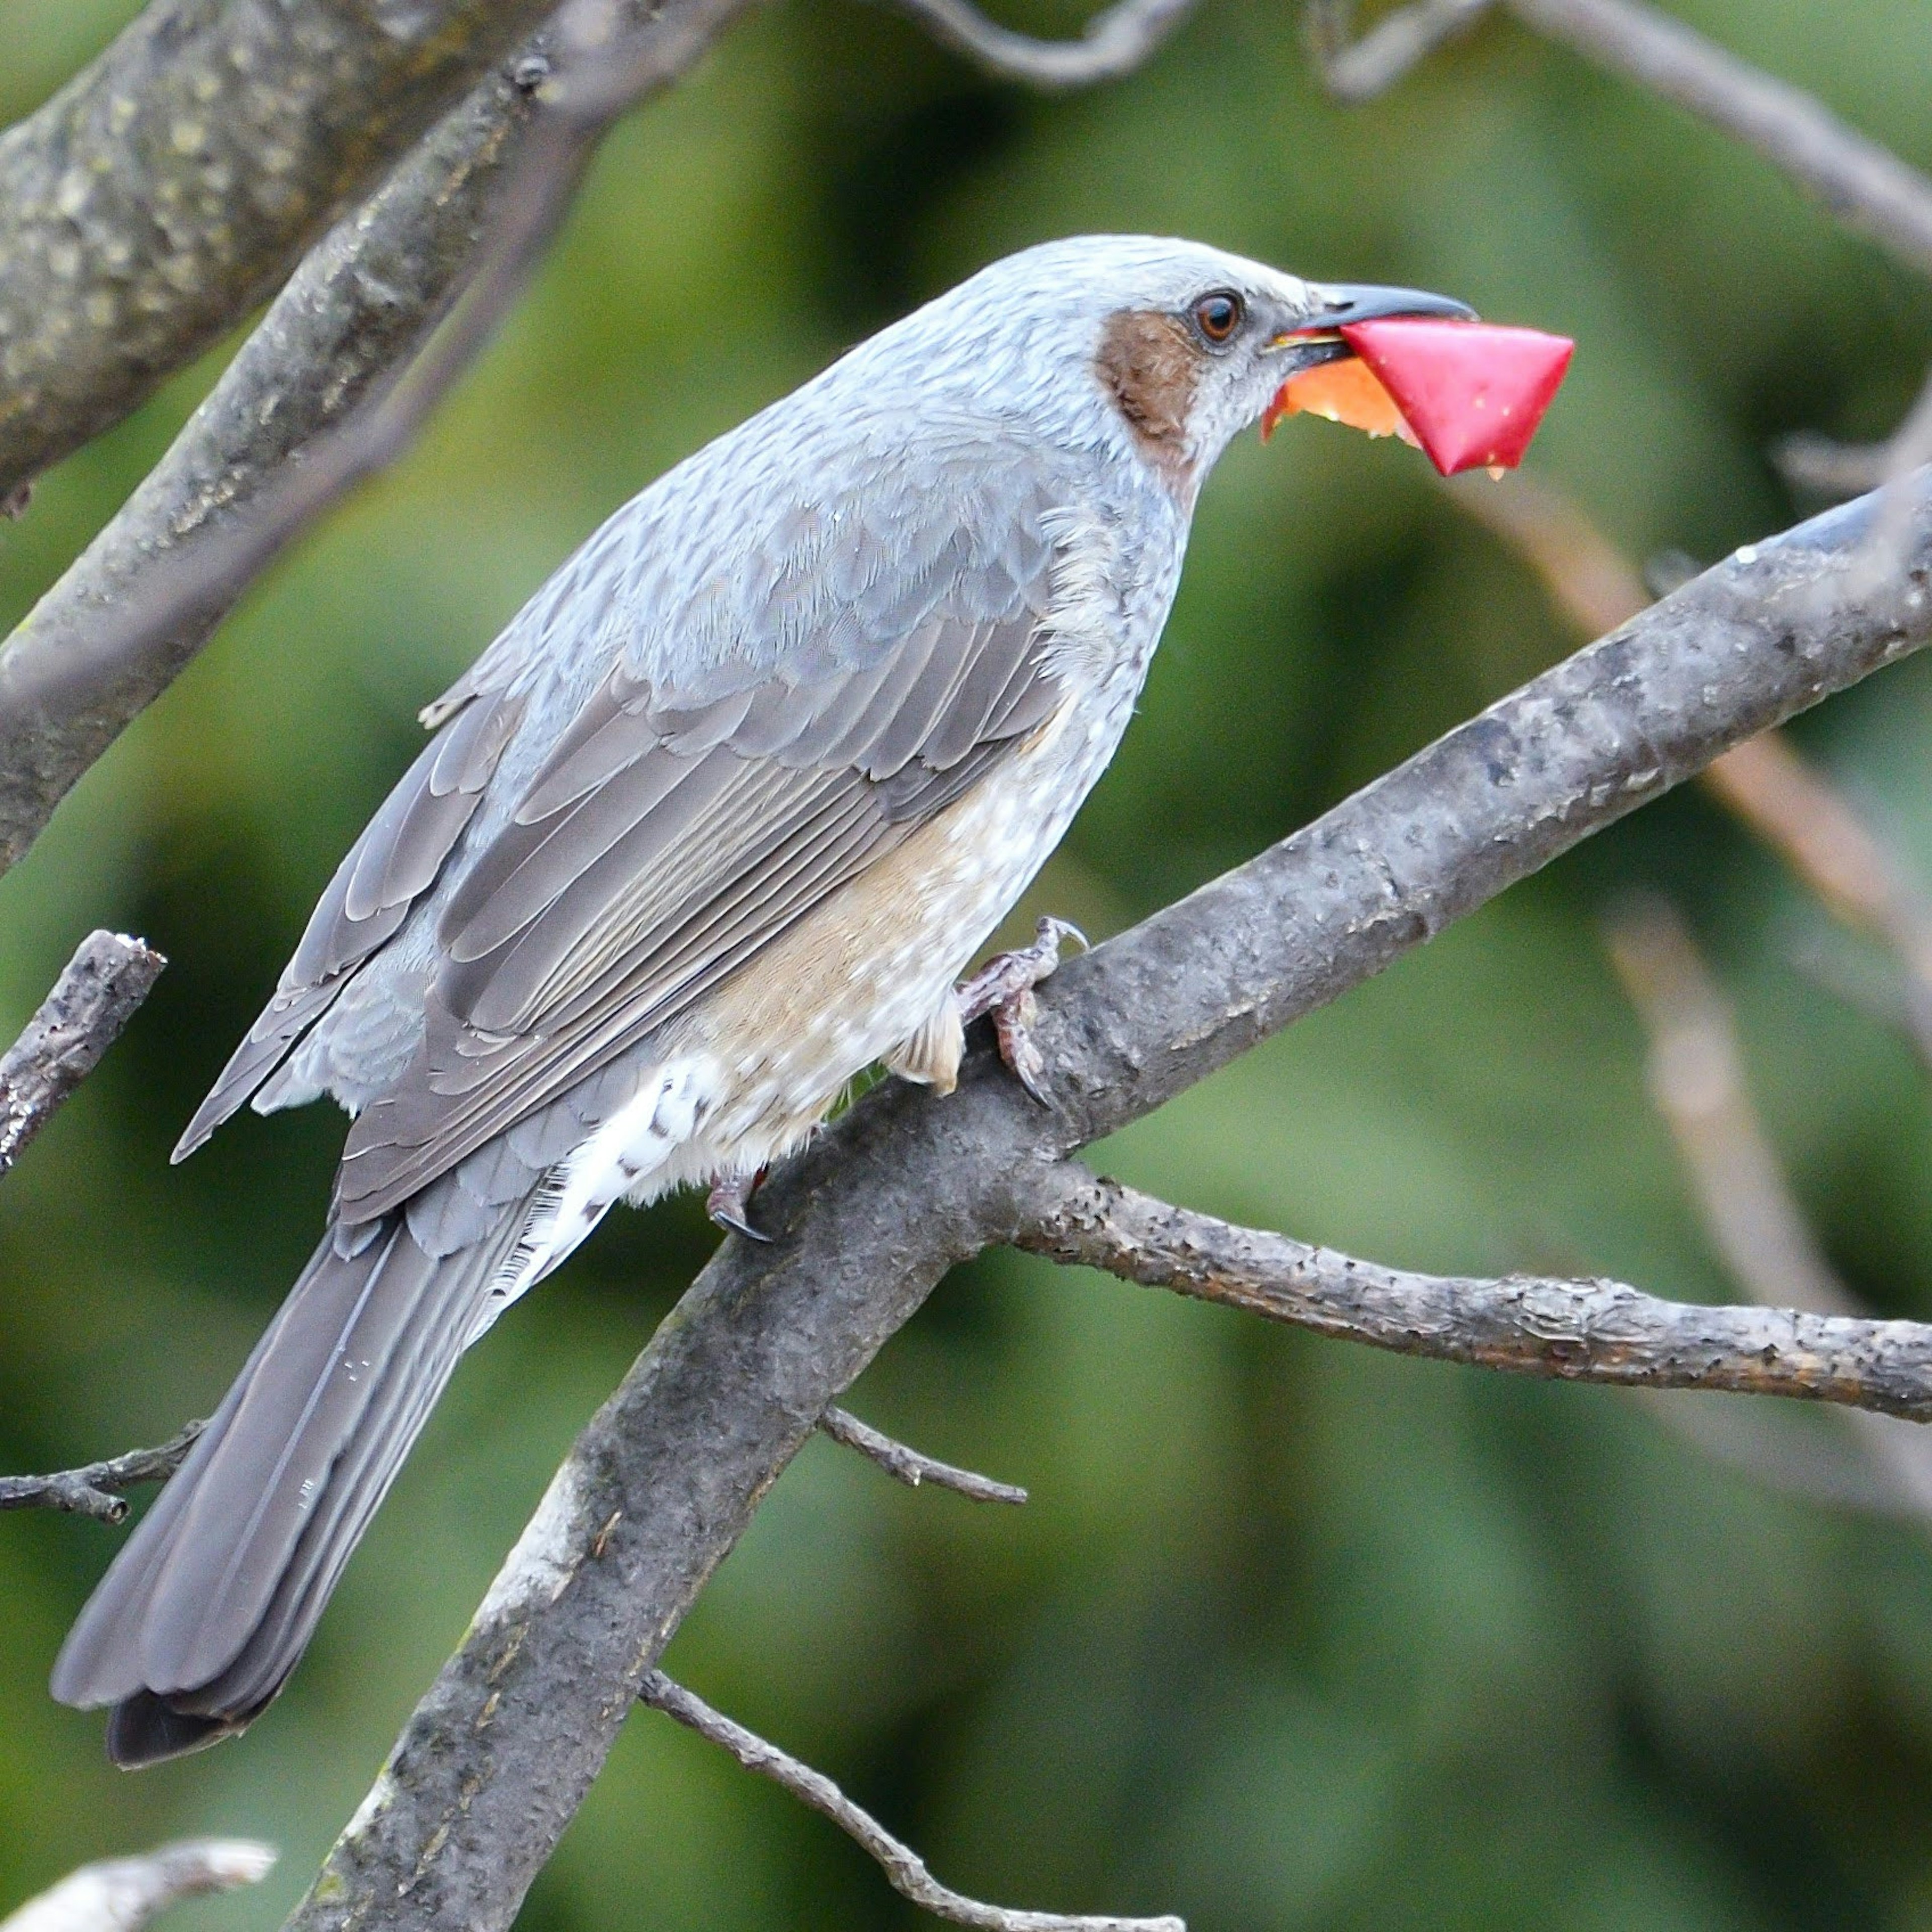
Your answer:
[881,0,1199,86]
[1,1841,273,1932]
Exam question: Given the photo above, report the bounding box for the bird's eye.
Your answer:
[1192,291,1243,344]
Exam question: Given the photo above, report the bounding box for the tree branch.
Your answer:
[878,0,1198,88]
[0,0,755,877]
[1010,1163,1932,1419]
[0,1422,203,1525]
[819,1405,1028,1503]
[0,0,570,499]
[1304,0,1495,102]
[1307,0,1932,283]
[1503,0,1932,282]
[281,477,1932,1932]
[1,1841,274,1932]
[0,930,163,1177]
[639,1672,1177,1929]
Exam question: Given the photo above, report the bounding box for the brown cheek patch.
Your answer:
[1096,309,1200,471]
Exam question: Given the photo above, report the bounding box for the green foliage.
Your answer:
[3,1,1931,1924]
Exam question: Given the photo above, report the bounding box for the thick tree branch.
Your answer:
[0,0,754,877]
[0,930,163,1176]
[0,1422,203,1525]
[0,0,568,497]
[639,1672,1178,1929]
[879,0,1198,88]
[819,1405,1028,1503]
[1010,1164,1932,1419]
[282,478,1932,1932]
[1,1841,274,1932]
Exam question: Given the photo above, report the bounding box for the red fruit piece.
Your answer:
[1338,318,1573,476]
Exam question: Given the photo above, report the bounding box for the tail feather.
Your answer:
[52,1194,527,1764]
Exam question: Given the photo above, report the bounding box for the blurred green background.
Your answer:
[6,1,1932,1925]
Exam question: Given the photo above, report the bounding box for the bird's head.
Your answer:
[884,236,1476,499]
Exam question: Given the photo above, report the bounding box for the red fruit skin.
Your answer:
[1337,319,1574,476]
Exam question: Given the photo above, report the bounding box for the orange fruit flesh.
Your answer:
[1263,356,1420,447]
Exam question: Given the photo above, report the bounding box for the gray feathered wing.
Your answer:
[338,600,1064,1223]
[57,491,1071,1763]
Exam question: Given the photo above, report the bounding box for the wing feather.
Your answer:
[173,688,525,1161]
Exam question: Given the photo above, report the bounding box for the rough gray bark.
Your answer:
[0,0,569,498]
[1013,1165,1932,1418]
[0,0,755,877]
[284,479,1931,1931]
[0,930,163,1176]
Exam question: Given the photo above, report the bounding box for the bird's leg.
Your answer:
[707,1167,773,1243]
[955,916,1086,1103]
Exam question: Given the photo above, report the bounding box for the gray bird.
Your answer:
[52,235,1470,1764]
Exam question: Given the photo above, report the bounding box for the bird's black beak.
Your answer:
[1267,283,1477,365]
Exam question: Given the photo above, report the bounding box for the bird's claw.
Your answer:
[956,916,1086,1104]
[707,1170,773,1242]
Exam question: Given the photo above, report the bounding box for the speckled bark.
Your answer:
[0,0,753,876]
[0,63,548,873]
[0,0,566,495]
[0,929,163,1176]
[287,484,1932,1929]
[1016,1167,1932,1418]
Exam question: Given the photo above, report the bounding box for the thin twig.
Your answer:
[819,1405,1028,1504]
[0,1423,204,1525]
[0,932,165,1177]
[1013,1162,1932,1422]
[639,1672,1181,1931]
[1,1841,274,1932]
[1304,0,1496,102]
[880,0,1197,88]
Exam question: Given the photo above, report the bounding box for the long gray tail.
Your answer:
[51,1197,524,1766]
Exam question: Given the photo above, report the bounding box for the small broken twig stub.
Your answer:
[0,1422,204,1525]
[0,932,164,1177]
[819,1405,1028,1504]
[640,1672,1181,1931]
[1012,1163,1932,1423]
[0,1840,275,1932]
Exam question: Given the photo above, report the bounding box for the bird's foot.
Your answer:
[956,916,1086,1104]
[707,1167,773,1242]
